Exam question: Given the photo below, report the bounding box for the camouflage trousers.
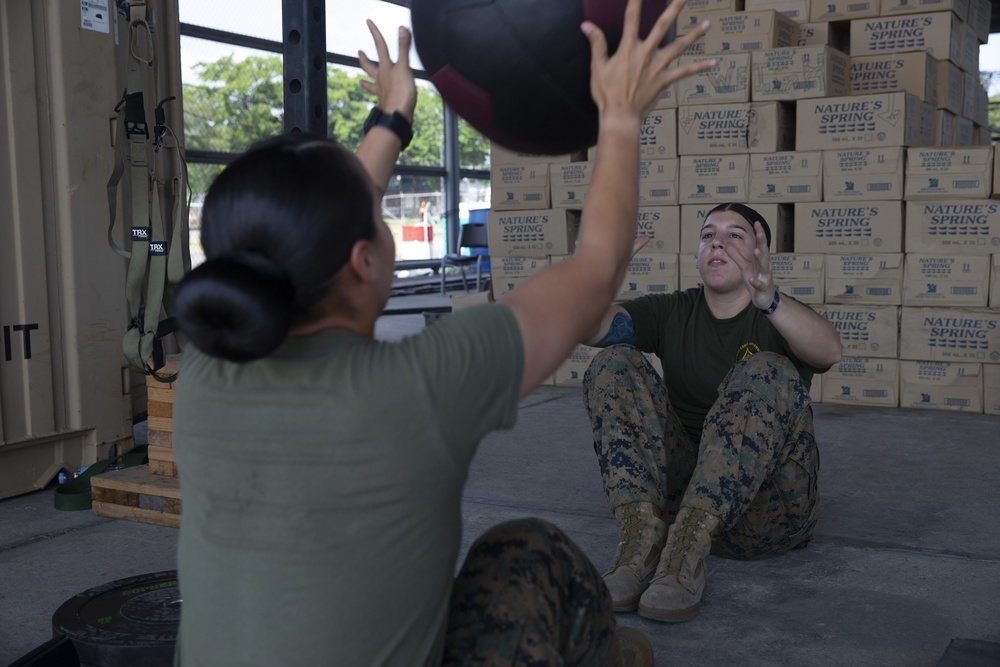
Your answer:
[443,518,616,666]
[582,346,820,560]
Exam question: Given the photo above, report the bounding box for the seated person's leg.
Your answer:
[444,518,654,666]
[583,345,698,612]
[639,352,818,622]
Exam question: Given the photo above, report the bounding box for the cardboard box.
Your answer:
[903,254,991,307]
[960,22,979,73]
[810,0,879,21]
[549,162,592,209]
[744,0,811,22]
[749,151,823,202]
[652,71,679,109]
[451,290,493,311]
[680,203,793,252]
[814,304,900,357]
[822,357,900,407]
[900,361,983,412]
[678,0,746,34]
[678,101,795,155]
[984,363,1000,415]
[935,60,964,114]
[953,116,975,147]
[962,71,980,122]
[679,254,705,290]
[796,93,933,151]
[751,46,849,101]
[879,0,969,21]
[616,255,680,301]
[935,109,956,146]
[490,142,583,165]
[977,125,992,147]
[823,147,904,201]
[486,209,579,258]
[904,147,993,200]
[639,159,680,206]
[640,109,677,159]
[850,13,962,63]
[634,206,681,255]
[992,255,1000,307]
[825,254,904,304]
[974,84,989,127]
[703,11,801,54]
[969,0,991,44]
[490,184,550,211]
[899,306,1000,363]
[849,53,937,103]
[491,164,549,187]
[794,202,904,253]
[797,21,850,49]
[810,372,822,403]
[553,345,600,387]
[904,201,1000,255]
[678,154,750,204]
[772,253,825,303]
[489,256,547,298]
[674,54,752,105]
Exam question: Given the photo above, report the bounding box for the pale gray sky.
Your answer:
[176,0,1000,95]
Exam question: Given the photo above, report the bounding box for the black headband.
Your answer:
[705,203,772,247]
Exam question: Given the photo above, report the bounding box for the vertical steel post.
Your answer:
[283,0,327,136]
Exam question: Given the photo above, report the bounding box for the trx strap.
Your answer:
[54,446,150,511]
[107,0,188,383]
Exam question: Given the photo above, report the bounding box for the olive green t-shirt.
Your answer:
[172,303,524,667]
[623,287,819,442]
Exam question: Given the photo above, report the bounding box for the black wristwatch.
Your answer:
[760,288,780,315]
[363,107,413,150]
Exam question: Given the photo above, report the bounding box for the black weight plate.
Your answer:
[51,571,179,667]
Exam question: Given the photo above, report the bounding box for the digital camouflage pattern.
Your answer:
[443,518,616,666]
[583,345,819,561]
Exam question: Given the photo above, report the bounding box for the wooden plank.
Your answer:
[91,465,182,528]
[148,416,173,433]
[147,400,173,418]
[92,501,181,528]
[146,386,175,404]
[148,444,176,478]
[148,459,177,477]
[148,429,173,446]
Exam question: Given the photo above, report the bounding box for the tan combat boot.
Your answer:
[606,627,654,667]
[637,506,721,623]
[603,503,667,612]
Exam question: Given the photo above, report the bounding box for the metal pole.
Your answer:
[282,0,327,136]
[444,105,461,255]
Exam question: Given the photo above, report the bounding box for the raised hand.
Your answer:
[358,22,417,122]
[723,221,776,310]
[581,0,714,123]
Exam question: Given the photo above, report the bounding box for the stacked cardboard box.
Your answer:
[484,0,999,400]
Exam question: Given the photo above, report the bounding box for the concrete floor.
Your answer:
[2,292,999,666]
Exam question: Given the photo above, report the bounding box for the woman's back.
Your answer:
[172,305,523,666]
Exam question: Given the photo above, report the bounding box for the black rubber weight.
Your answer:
[51,571,179,667]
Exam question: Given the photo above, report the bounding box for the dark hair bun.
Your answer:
[176,257,295,362]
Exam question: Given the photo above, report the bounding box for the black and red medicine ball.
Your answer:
[412,0,673,155]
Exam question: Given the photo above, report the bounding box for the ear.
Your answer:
[347,239,379,284]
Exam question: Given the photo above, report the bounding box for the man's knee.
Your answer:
[583,345,661,401]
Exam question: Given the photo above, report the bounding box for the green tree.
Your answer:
[183,54,489,194]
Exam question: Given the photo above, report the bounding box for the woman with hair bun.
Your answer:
[171,4,715,665]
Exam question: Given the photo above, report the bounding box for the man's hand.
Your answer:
[723,221,775,310]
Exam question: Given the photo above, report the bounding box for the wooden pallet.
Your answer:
[146,354,179,477]
[91,465,181,528]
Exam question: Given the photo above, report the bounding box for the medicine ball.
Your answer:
[412,0,673,155]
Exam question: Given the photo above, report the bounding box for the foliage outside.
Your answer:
[182,54,490,196]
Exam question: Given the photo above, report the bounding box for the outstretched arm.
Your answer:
[355,21,417,197]
[503,0,714,397]
[725,221,843,368]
